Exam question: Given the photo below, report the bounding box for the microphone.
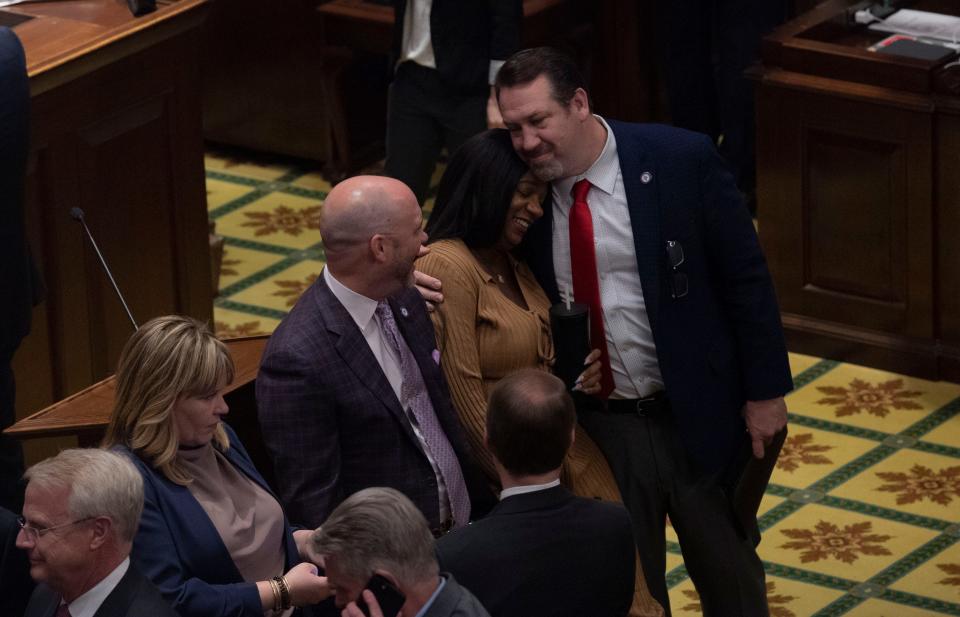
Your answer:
[69,207,139,331]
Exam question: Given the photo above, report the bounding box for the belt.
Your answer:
[604,391,669,416]
[431,518,454,539]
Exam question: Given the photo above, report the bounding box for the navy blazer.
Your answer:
[522,121,793,474]
[24,562,178,617]
[119,424,301,617]
[257,276,492,529]
[391,0,521,95]
[1,506,33,617]
[0,26,43,353]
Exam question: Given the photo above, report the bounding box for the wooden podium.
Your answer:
[3,0,214,461]
[754,0,960,382]
[4,336,276,483]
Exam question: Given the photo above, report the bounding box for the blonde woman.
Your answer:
[103,315,330,617]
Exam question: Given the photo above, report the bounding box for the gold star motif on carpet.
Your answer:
[875,464,960,506]
[777,433,834,472]
[779,520,892,564]
[937,563,960,595]
[814,378,923,417]
[241,205,321,236]
[273,274,319,307]
[678,582,797,616]
[215,320,265,339]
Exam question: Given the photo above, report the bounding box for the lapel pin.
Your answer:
[640,171,653,184]
[400,307,409,318]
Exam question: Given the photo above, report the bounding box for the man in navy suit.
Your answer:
[436,369,636,617]
[257,175,490,532]
[1,26,44,515]
[18,449,176,617]
[385,0,521,204]
[493,48,793,616]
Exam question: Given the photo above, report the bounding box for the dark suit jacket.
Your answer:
[0,26,42,355]
[23,562,177,617]
[424,574,491,617]
[1,506,33,617]
[522,121,793,475]
[391,0,521,94]
[118,425,302,617]
[436,486,634,617]
[257,277,492,529]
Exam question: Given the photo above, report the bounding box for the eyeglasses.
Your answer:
[666,240,688,299]
[17,516,94,542]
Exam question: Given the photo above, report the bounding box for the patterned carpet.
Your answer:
[206,148,960,617]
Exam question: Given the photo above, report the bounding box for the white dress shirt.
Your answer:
[551,116,665,399]
[66,557,130,617]
[323,267,451,521]
[400,0,504,85]
[400,0,437,70]
[499,479,560,501]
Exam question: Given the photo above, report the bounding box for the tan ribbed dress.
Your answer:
[419,239,664,617]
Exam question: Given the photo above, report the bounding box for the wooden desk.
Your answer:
[6,337,273,478]
[755,0,960,381]
[4,0,213,461]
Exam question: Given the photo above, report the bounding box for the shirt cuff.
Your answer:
[488,60,505,86]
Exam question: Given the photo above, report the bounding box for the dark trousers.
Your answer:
[660,0,787,211]
[384,61,487,205]
[578,401,768,617]
[0,347,24,514]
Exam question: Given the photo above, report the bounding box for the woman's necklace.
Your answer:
[472,248,511,284]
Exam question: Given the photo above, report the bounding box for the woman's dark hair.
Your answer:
[425,129,544,249]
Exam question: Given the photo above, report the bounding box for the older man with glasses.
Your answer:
[17,449,177,617]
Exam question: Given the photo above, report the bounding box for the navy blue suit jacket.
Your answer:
[256,277,492,529]
[119,425,301,617]
[522,121,793,473]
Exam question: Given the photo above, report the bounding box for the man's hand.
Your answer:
[293,529,324,567]
[742,397,788,459]
[284,562,331,607]
[573,349,602,395]
[486,86,504,129]
[342,590,387,617]
[414,245,443,311]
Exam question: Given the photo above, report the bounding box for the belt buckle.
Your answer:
[634,391,662,417]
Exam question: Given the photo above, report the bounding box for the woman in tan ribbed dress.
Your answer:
[419,130,662,617]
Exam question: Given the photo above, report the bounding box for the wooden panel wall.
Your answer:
[12,14,212,463]
[757,79,942,376]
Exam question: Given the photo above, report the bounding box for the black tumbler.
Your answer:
[549,302,590,390]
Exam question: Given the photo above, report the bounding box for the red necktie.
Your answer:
[569,179,615,398]
[56,603,72,617]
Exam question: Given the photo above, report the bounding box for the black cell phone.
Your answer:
[357,574,405,617]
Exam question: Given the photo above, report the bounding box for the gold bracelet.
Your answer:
[273,575,292,610]
[269,578,282,612]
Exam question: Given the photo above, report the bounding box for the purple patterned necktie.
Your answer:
[56,603,72,617]
[376,301,471,527]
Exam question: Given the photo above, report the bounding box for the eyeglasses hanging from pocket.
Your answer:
[666,240,688,299]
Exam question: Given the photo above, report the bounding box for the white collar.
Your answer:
[499,479,561,500]
[555,115,619,199]
[324,267,380,332]
[67,557,130,617]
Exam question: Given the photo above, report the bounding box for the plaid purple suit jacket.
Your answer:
[256,275,491,529]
